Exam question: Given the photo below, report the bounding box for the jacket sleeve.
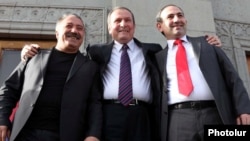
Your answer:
[0,60,28,128]
[213,46,250,115]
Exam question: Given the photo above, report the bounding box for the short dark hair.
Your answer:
[156,4,184,23]
[107,6,135,26]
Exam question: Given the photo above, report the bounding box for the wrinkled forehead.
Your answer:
[111,9,133,20]
[61,15,84,25]
[108,7,135,25]
[55,15,85,30]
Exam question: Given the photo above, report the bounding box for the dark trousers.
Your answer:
[168,107,223,141]
[102,103,151,141]
[14,128,59,141]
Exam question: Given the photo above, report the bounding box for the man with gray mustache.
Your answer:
[0,13,102,141]
[66,32,81,40]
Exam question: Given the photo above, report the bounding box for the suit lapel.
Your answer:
[103,42,113,65]
[66,52,84,82]
[133,38,147,55]
[134,38,154,68]
[156,46,168,77]
[155,46,169,117]
[98,42,114,74]
[40,50,51,78]
[188,36,201,64]
[40,49,84,83]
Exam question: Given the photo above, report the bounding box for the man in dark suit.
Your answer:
[87,7,162,141]
[0,13,102,141]
[154,4,250,141]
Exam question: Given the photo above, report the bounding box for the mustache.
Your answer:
[66,32,81,40]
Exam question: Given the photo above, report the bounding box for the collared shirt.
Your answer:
[103,39,151,102]
[166,36,214,105]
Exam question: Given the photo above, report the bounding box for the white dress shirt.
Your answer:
[103,39,151,102]
[166,36,214,105]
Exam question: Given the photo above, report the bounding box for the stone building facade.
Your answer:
[0,0,249,95]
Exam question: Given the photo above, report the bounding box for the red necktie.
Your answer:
[174,39,193,96]
[118,44,133,106]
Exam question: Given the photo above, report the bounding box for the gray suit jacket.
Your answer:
[155,36,250,141]
[0,48,102,141]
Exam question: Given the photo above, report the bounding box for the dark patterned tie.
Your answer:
[118,44,133,106]
[174,39,193,96]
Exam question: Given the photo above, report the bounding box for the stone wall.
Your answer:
[0,1,108,52]
[211,0,250,94]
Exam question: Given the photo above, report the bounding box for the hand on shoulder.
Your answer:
[205,34,222,47]
[21,44,40,61]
